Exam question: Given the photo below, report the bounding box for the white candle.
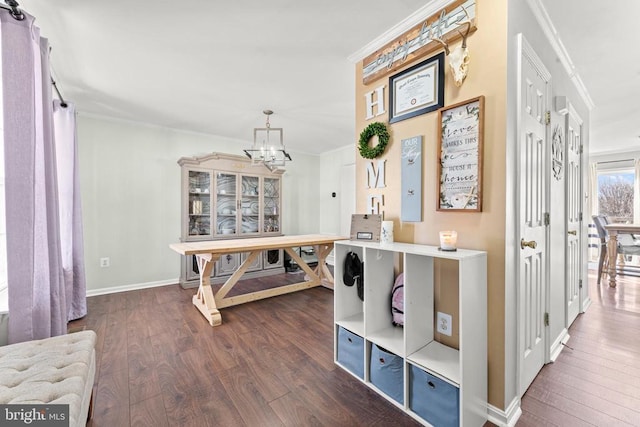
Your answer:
[439,231,458,250]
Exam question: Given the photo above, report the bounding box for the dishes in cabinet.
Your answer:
[241,217,259,232]
[217,217,236,233]
[217,198,235,214]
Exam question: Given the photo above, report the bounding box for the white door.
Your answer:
[340,164,356,237]
[566,107,583,326]
[518,35,550,396]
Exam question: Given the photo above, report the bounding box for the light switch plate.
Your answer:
[437,312,452,336]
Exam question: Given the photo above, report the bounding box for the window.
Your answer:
[591,160,639,266]
[597,168,635,223]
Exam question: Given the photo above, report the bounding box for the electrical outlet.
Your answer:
[100,257,110,268]
[437,312,452,336]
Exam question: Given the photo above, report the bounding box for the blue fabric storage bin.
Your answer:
[370,344,404,404]
[337,327,364,379]
[409,364,460,427]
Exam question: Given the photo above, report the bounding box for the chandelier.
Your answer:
[244,109,292,171]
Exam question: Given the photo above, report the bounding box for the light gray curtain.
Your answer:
[53,100,87,321]
[1,11,85,343]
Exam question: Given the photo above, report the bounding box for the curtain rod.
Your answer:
[3,1,67,108]
[51,78,68,108]
[597,159,634,165]
[0,0,25,21]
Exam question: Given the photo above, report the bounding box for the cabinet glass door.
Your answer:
[215,172,237,236]
[240,175,260,235]
[188,170,211,237]
[263,177,280,233]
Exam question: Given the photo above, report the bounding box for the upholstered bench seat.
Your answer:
[0,330,97,427]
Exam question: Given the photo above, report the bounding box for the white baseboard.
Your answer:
[86,278,179,297]
[581,296,592,313]
[549,328,570,362]
[488,396,522,427]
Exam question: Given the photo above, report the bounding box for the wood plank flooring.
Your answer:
[517,271,640,426]
[69,269,640,426]
[71,270,421,427]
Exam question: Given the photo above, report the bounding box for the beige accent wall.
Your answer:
[354,0,508,408]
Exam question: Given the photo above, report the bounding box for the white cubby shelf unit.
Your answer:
[334,240,487,427]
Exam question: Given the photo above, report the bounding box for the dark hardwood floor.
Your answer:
[69,269,640,426]
[518,271,640,426]
[71,270,421,427]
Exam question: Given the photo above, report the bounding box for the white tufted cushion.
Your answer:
[0,331,97,427]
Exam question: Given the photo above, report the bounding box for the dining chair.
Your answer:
[592,214,640,284]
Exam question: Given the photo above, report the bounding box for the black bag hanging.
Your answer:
[343,251,364,301]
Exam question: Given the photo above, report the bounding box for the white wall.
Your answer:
[319,145,356,235]
[77,114,321,294]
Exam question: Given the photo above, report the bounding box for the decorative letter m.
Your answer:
[366,160,386,189]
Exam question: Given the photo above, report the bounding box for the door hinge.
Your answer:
[544,312,549,326]
[579,279,583,289]
[579,144,584,154]
[544,212,550,226]
[579,212,583,221]
[545,111,551,125]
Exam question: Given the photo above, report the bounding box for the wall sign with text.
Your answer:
[437,96,484,212]
[362,0,477,85]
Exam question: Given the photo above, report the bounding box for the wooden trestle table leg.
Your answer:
[193,253,222,326]
[313,243,335,289]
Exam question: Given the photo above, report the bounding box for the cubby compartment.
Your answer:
[364,247,403,356]
[369,343,404,404]
[334,240,487,426]
[334,244,365,336]
[409,363,460,427]
[336,326,365,379]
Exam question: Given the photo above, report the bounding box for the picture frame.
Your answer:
[350,214,382,242]
[436,96,485,212]
[389,52,445,124]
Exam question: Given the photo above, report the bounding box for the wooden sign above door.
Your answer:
[362,0,477,85]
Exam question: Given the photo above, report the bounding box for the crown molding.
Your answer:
[348,0,452,63]
[526,0,595,110]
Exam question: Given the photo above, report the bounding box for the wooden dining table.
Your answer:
[170,234,346,326]
[604,223,640,288]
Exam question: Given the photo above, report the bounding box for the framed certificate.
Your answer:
[389,52,445,124]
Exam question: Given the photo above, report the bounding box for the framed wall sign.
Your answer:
[389,52,445,124]
[436,96,484,211]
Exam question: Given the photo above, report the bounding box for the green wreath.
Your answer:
[358,122,390,159]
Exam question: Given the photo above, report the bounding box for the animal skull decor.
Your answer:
[432,7,472,87]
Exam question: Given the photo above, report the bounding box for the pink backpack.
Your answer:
[391,273,404,326]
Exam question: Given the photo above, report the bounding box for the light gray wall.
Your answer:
[319,145,356,235]
[505,0,592,410]
[77,114,320,293]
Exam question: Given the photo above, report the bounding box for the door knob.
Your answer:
[568,230,577,235]
[520,238,537,249]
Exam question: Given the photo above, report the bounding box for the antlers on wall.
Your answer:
[431,6,473,87]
